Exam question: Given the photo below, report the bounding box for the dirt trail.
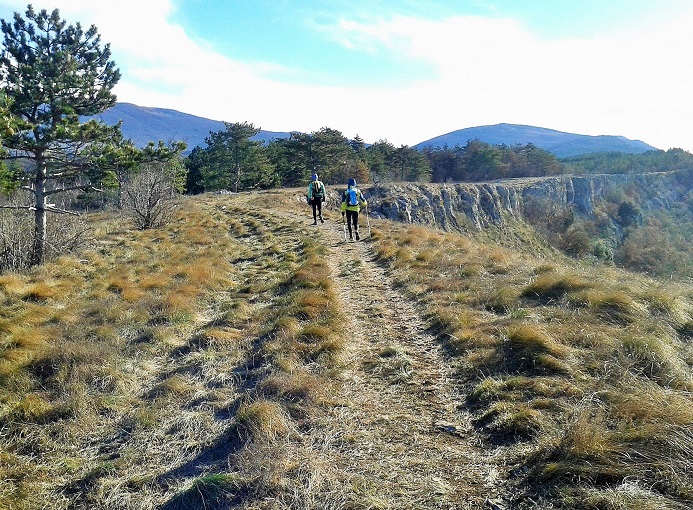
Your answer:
[301,212,508,509]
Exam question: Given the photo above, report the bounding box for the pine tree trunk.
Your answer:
[30,162,47,266]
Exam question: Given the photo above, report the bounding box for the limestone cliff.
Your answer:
[359,171,690,231]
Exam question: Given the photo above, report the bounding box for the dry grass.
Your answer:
[2,191,691,510]
[367,218,693,509]
[521,273,595,303]
[0,193,345,509]
[234,399,293,442]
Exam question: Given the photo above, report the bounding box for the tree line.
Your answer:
[183,123,693,194]
[183,122,570,193]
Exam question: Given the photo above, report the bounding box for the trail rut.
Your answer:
[299,214,508,509]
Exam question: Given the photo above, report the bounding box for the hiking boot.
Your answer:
[320,217,324,223]
[312,220,317,225]
[356,232,360,241]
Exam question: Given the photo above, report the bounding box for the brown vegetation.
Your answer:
[0,189,691,509]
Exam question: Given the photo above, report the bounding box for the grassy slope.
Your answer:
[1,190,692,509]
[373,221,693,508]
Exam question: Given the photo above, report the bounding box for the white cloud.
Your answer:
[326,12,693,150]
[1,1,691,150]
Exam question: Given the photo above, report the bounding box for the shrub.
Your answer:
[560,225,592,257]
[123,161,185,230]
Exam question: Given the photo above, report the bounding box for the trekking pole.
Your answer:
[366,206,371,238]
[342,215,348,242]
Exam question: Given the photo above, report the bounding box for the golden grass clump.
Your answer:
[505,324,569,374]
[272,315,302,342]
[607,383,693,426]
[474,401,545,439]
[21,282,57,302]
[150,374,195,398]
[414,248,438,263]
[234,399,293,442]
[373,237,399,262]
[2,392,73,425]
[291,260,331,290]
[0,273,27,296]
[585,290,642,324]
[202,327,244,348]
[402,226,439,246]
[163,283,200,313]
[618,335,693,389]
[257,372,327,405]
[166,473,241,509]
[521,273,594,303]
[535,402,693,505]
[483,286,522,314]
[293,289,333,320]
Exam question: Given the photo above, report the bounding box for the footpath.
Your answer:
[294,208,508,509]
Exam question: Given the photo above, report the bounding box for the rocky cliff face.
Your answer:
[361,171,689,231]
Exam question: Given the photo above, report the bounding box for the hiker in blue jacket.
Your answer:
[306,173,326,225]
[340,178,367,240]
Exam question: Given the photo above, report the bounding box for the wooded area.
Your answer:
[183,122,693,194]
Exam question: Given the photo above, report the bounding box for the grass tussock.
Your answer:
[234,399,293,442]
[505,324,570,374]
[521,273,595,303]
[586,290,642,324]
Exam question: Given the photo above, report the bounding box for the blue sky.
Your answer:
[1,0,692,151]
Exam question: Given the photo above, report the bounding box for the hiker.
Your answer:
[341,178,367,240]
[306,173,326,225]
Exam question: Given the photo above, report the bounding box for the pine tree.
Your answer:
[0,5,121,265]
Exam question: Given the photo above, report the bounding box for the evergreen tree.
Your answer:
[0,5,121,265]
[199,122,276,192]
[390,145,431,182]
[366,140,395,183]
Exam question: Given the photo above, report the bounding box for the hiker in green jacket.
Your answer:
[306,173,326,225]
[340,178,367,240]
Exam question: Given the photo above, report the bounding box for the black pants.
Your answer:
[311,198,323,220]
[346,209,359,236]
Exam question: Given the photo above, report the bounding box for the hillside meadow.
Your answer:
[0,189,691,509]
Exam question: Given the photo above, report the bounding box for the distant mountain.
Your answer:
[414,123,658,157]
[93,104,658,158]
[90,103,291,152]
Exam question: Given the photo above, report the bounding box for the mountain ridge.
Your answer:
[414,122,657,157]
[94,102,659,157]
[91,102,291,151]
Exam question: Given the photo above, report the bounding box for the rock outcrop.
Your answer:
[362,171,689,231]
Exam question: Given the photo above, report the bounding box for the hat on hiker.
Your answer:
[348,178,356,187]
[312,173,318,181]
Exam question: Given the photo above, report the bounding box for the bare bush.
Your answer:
[122,160,185,229]
[0,199,33,272]
[0,194,91,272]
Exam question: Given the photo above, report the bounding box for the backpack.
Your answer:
[346,188,359,206]
[312,181,323,198]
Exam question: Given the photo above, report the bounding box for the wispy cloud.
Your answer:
[1,0,691,150]
[320,10,693,148]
